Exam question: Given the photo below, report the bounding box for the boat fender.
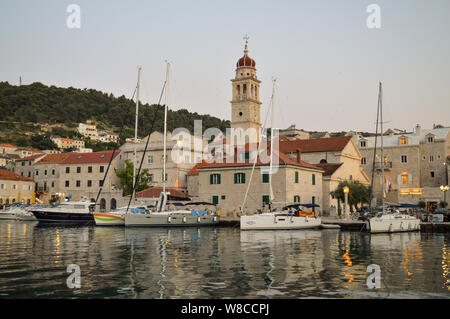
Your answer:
[197,216,201,223]
[183,216,187,223]
[213,216,217,222]
[389,223,393,233]
[290,216,294,223]
[168,216,171,223]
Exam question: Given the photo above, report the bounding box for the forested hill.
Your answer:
[0,81,230,137]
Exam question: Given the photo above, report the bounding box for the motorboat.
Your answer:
[368,211,420,233]
[30,198,95,224]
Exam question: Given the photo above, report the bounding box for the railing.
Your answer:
[375,162,393,170]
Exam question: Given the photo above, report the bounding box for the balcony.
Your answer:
[375,162,393,171]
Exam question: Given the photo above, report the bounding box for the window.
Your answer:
[427,137,434,143]
[430,171,435,178]
[77,167,81,173]
[12,184,17,190]
[221,195,226,200]
[65,181,70,187]
[147,155,154,164]
[44,169,48,176]
[87,180,92,187]
[76,180,81,187]
[21,162,25,166]
[21,172,24,176]
[66,167,70,173]
[312,174,316,185]
[262,195,270,205]
[210,174,221,185]
[99,180,104,187]
[360,141,366,148]
[149,174,153,182]
[35,170,39,176]
[400,138,407,145]
[262,172,270,184]
[430,156,434,162]
[100,166,105,173]
[401,155,408,163]
[28,172,31,178]
[234,173,246,184]
[294,195,301,203]
[88,166,92,173]
[161,173,168,182]
[295,171,299,183]
[212,196,219,205]
[401,174,409,185]
[52,169,55,175]
[361,157,367,165]
[51,182,55,188]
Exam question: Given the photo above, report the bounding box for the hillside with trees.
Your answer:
[0,81,230,148]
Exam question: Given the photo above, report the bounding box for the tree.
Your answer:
[418,200,426,210]
[30,133,58,150]
[330,180,371,212]
[439,201,448,209]
[115,159,152,196]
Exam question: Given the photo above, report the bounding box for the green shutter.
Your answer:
[242,173,245,184]
[263,195,270,205]
[295,171,299,183]
[312,174,316,185]
[212,196,219,205]
[262,173,269,183]
[218,174,221,184]
[234,173,237,184]
[210,174,213,184]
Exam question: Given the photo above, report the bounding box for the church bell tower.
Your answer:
[230,38,262,143]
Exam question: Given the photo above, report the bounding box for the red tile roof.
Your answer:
[188,148,322,173]
[16,154,46,162]
[36,153,72,164]
[135,187,190,199]
[60,138,74,142]
[61,150,121,164]
[277,136,353,153]
[315,163,343,176]
[0,169,34,182]
[0,143,16,148]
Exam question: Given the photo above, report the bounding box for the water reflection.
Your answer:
[0,220,448,298]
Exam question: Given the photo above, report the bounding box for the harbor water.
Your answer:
[0,220,448,299]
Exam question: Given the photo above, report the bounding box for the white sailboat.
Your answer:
[368,83,420,233]
[124,62,220,227]
[94,67,143,226]
[240,79,321,230]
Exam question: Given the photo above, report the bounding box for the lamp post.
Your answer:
[440,185,449,209]
[343,186,350,219]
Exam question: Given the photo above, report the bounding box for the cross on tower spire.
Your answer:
[243,34,249,55]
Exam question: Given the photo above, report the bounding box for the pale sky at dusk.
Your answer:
[1,0,449,133]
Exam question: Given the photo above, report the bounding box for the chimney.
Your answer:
[296,148,302,163]
[415,124,421,136]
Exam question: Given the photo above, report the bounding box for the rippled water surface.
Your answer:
[0,220,449,298]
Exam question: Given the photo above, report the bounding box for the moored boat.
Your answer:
[31,199,95,225]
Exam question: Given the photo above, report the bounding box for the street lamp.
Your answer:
[440,185,449,209]
[343,186,350,219]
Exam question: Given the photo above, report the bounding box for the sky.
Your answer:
[1,0,449,133]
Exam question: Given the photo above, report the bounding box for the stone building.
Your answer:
[357,125,450,212]
[187,149,324,216]
[119,131,206,190]
[50,137,85,150]
[277,135,370,216]
[0,168,35,206]
[11,154,47,179]
[29,151,123,209]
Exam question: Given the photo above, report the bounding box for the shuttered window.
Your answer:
[262,173,270,183]
[312,174,316,185]
[262,195,270,205]
[295,171,299,183]
[234,173,246,184]
[210,174,221,185]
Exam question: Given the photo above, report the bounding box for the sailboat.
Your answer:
[367,83,420,233]
[124,62,220,227]
[94,67,145,226]
[240,80,321,230]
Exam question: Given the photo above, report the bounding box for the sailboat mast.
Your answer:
[269,79,276,202]
[133,66,142,203]
[163,62,170,195]
[379,82,385,213]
